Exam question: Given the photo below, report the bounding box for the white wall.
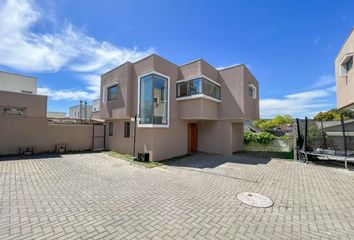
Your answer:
[0,71,37,94]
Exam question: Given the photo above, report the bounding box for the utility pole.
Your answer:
[84,101,87,122]
[79,100,83,122]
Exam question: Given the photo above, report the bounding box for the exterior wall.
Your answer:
[218,65,259,120]
[231,122,244,152]
[100,63,133,119]
[0,90,47,117]
[0,117,92,155]
[179,98,218,120]
[198,120,233,154]
[0,91,94,155]
[47,112,67,118]
[336,29,354,110]
[0,71,37,94]
[69,105,93,120]
[218,66,245,119]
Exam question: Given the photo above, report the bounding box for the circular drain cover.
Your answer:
[237,192,273,208]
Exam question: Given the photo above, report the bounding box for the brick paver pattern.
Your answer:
[0,152,354,239]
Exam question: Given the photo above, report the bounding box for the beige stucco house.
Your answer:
[336,28,354,111]
[99,54,259,161]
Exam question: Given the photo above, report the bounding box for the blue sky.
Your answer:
[0,0,353,118]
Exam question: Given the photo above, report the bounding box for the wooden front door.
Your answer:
[188,123,198,153]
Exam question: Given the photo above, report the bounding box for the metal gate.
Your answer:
[92,124,105,151]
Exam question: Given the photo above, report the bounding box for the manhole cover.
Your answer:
[237,192,273,208]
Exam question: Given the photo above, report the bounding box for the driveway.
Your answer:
[0,152,354,239]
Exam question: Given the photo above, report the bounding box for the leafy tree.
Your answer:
[314,109,353,121]
[252,115,294,132]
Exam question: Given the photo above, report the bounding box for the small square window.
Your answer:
[124,122,130,138]
[108,122,113,136]
[107,85,118,101]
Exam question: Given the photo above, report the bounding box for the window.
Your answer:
[202,79,220,99]
[107,85,118,101]
[341,55,353,77]
[248,85,257,99]
[176,77,220,100]
[124,122,130,138]
[3,107,25,116]
[139,73,168,125]
[108,122,113,136]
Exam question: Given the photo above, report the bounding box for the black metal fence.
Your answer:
[296,117,354,157]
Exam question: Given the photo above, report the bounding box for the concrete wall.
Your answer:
[0,91,95,156]
[0,117,93,155]
[179,98,218,120]
[336,29,354,110]
[0,71,37,94]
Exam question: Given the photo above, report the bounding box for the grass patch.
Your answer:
[106,151,163,168]
[242,151,294,160]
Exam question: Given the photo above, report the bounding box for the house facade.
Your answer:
[0,71,37,94]
[336,28,354,111]
[99,54,259,161]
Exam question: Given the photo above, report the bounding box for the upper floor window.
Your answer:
[107,85,118,101]
[176,77,220,100]
[139,73,168,126]
[341,55,353,77]
[248,84,257,99]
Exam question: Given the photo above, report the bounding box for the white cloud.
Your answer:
[312,36,321,44]
[260,88,335,118]
[38,87,98,101]
[0,0,154,101]
[310,74,335,88]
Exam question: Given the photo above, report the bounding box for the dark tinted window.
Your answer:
[124,122,130,138]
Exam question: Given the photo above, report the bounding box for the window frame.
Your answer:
[103,82,119,103]
[107,85,118,101]
[176,75,221,102]
[124,122,130,138]
[137,71,170,128]
[340,54,353,77]
[248,84,257,99]
[108,122,113,136]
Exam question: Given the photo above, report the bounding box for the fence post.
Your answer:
[302,117,308,151]
[293,121,297,161]
[340,114,347,156]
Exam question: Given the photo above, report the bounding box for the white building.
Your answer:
[92,99,100,112]
[0,71,37,94]
[69,102,93,120]
[47,112,67,118]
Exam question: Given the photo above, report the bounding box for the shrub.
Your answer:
[244,132,276,145]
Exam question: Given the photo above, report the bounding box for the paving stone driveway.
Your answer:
[1,152,354,240]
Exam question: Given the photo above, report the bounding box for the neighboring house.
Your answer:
[0,71,37,94]
[99,54,259,161]
[69,103,93,120]
[47,112,67,118]
[336,28,354,111]
[92,99,100,112]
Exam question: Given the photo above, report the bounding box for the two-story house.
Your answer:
[99,54,259,161]
[336,28,354,111]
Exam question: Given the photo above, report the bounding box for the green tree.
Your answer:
[314,109,353,121]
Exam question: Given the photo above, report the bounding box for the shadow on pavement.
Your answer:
[163,152,273,169]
